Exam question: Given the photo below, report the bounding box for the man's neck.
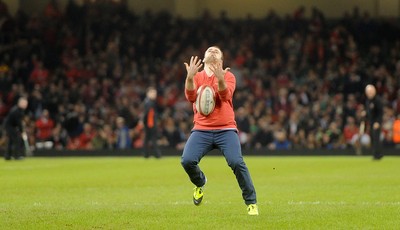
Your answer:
[204,62,216,77]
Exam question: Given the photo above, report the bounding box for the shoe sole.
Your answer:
[193,196,203,206]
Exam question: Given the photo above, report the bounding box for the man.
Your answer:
[364,84,383,160]
[3,97,28,160]
[181,46,258,215]
[142,87,161,158]
[35,109,55,149]
[115,116,131,149]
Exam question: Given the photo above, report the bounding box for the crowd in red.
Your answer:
[1,0,400,152]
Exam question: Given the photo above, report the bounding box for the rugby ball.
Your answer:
[195,85,216,116]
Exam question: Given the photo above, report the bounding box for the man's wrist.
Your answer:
[218,80,227,91]
[186,78,194,84]
[185,78,195,90]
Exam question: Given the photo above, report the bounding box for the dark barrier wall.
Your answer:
[30,147,400,157]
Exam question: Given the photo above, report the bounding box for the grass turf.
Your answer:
[1,156,399,229]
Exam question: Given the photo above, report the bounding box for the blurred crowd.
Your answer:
[1,0,400,152]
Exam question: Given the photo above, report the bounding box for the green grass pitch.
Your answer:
[1,156,399,229]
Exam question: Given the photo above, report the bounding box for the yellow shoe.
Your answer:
[193,186,204,206]
[193,177,207,206]
[247,204,259,215]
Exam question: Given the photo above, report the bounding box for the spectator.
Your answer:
[343,116,359,148]
[306,132,318,149]
[63,104,83,139]
[29,61,49,87]
[0,0,399,153]
[322,122,342,149]
[91,126,108,150]
[251,118,274,149]
[51,123,67,150]
[292,129,308,149]
[35,109,55,149]
[0,98,9,122]
[270,129,291,150]
[77,123,96,150]
[236,107,251,147]
[115,117,132,149]
[91,124,116,150]
[159,117,184,149]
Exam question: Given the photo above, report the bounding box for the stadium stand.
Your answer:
[1,0,400,155]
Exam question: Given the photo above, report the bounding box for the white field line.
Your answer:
[288,201,400,206]
[27,200,400,207]
[131,201,400,206]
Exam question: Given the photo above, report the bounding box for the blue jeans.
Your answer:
[181,130,257,205]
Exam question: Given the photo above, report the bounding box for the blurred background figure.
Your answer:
[159,117,185,150]
[251,118,274,150]
[270,129,291,150]
[51,123,68,150]
[91,124,116,150]
[393,115,400,148]
[236,107,251,148]
[343,116,359,148]
[76,122,96,150]
[364,85,383,160]
[35,109,55,149]
[142,87,161,158]
[115,117,132,150]
[3,97,28,160]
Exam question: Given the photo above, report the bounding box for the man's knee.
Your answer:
[181,156,197,169]
[227,157,244,170]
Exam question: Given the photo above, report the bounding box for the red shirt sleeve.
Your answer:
[217,72,235,102]
[185,88,197,103]
[185,73,200,103]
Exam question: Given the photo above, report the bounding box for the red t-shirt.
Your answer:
[343,125,358,142]
[77,131,96,149]
[30,68,49,85]
[185,70,237,130]
[35,118,55,140]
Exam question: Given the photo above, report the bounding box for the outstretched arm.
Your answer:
[209,62,230,91]
[184,56,203,91]
[184,56,203,102]
[209,62,234,101]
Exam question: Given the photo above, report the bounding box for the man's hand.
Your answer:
[184,56,203,79]
[210,62,230,91]
[209,62,230,81]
